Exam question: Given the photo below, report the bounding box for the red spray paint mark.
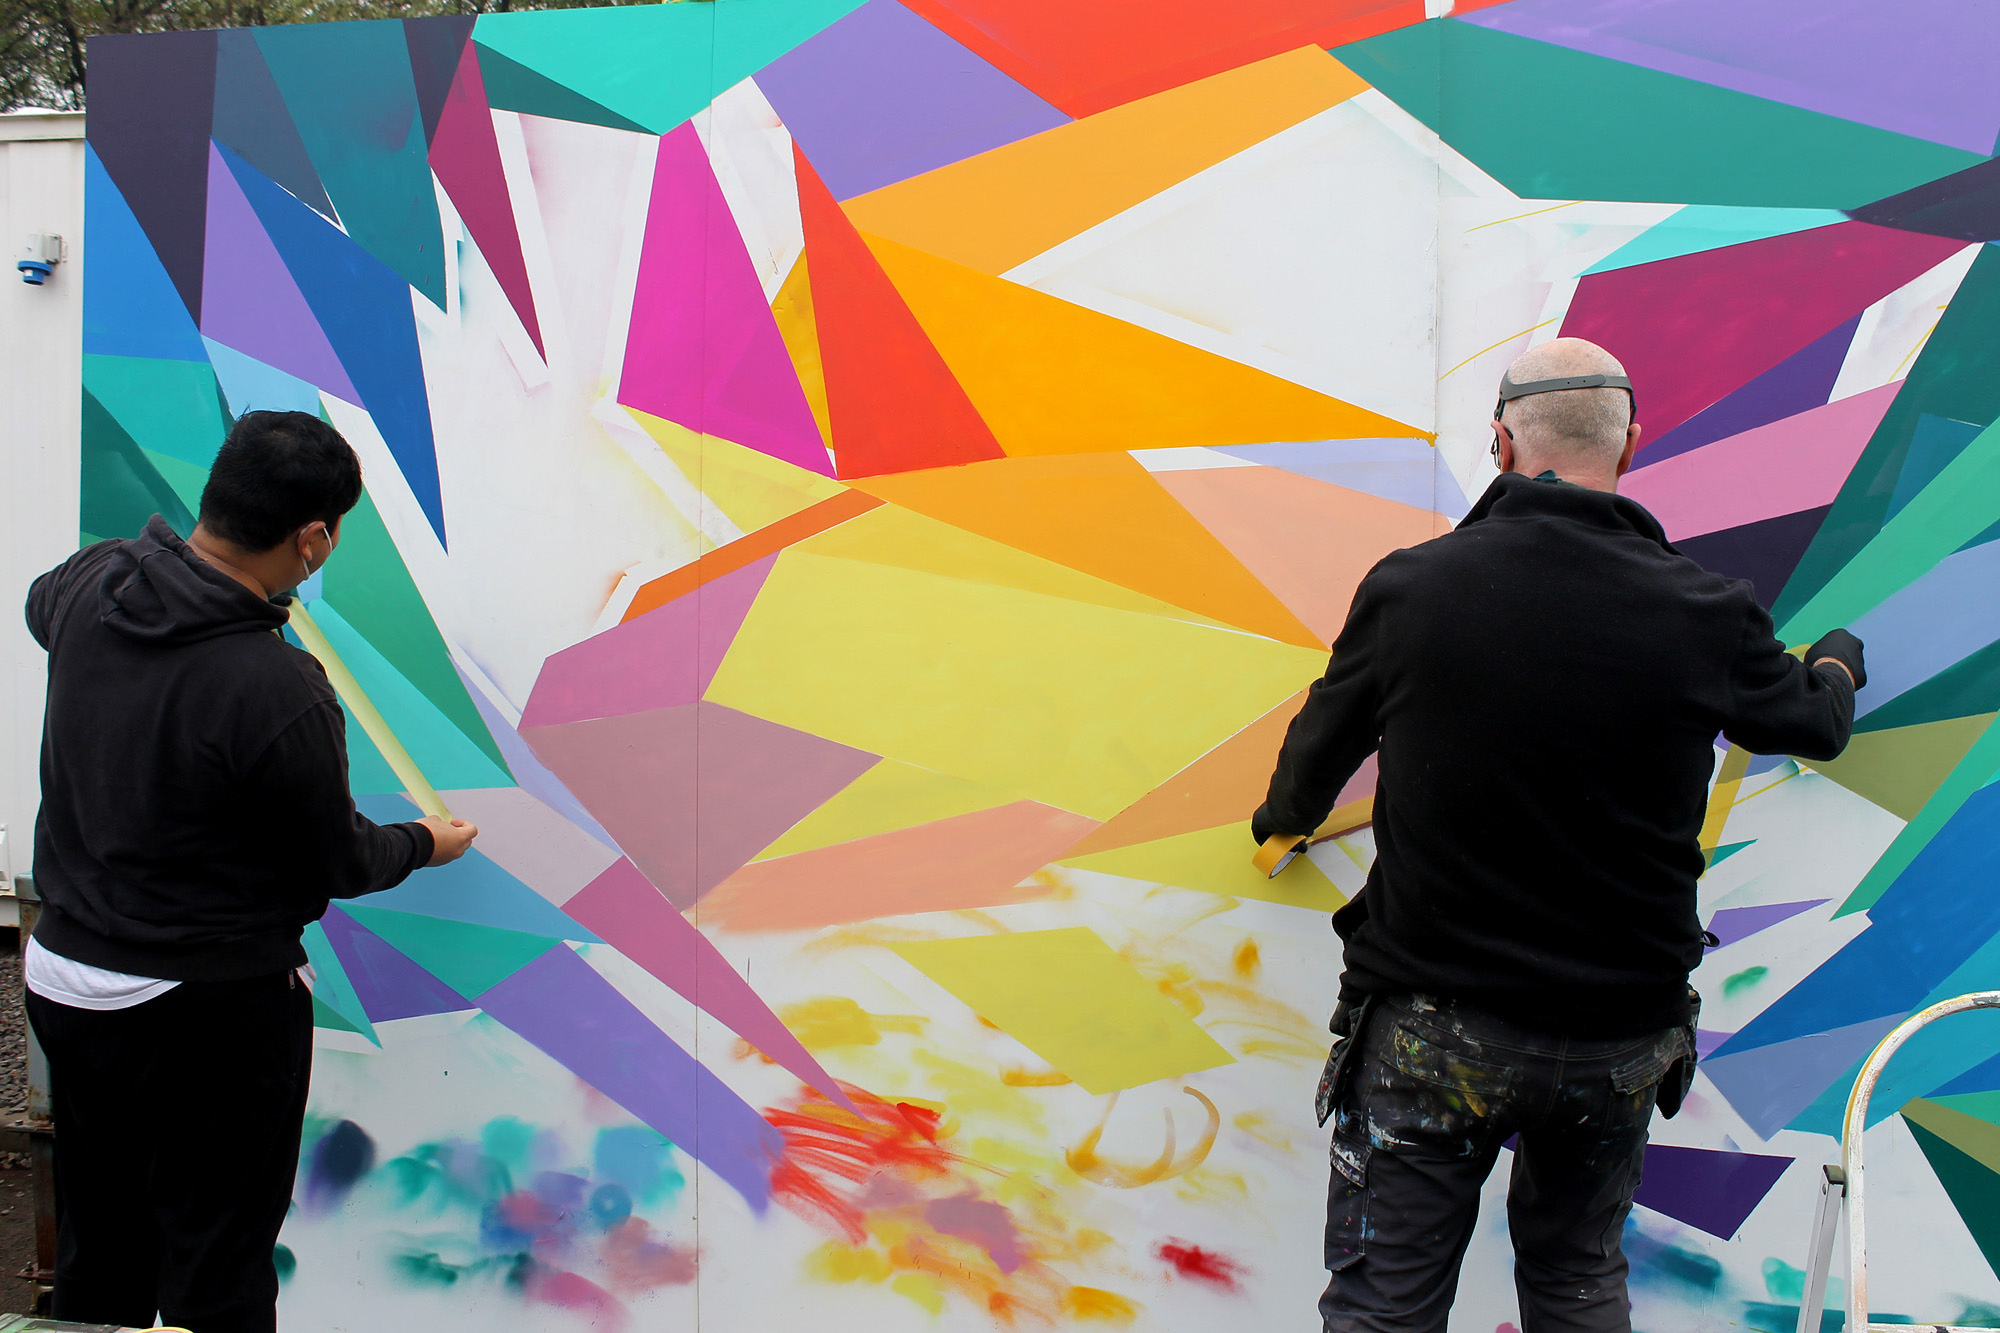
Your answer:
[523,1267,627,1330]
[766,1084,968,1243]
[1156,1238,1247,1292]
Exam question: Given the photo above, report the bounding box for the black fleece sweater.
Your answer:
[1256,473,1857,1036]
[26,515,433,981]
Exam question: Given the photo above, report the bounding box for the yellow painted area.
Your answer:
[862,234,1422,458]
[1064,1286,1141,1323]
[627,409,844,536]
[1066,822,1347,912]
[1806,713,1997,820]
[799,497,1237,630]
[809,1241,893,1285]
[770,255,834,448]
[890,1272,947,1315]
[704,551,1323,819]
[891,927,1235,1094]
[778,996,927,1050]
[1698,744,1754,856]
[841,47,1369,275]
[1903,1098,2000,1174]
[753,757,1023,860]
[851,453,1322,646]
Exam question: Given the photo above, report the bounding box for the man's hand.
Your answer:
[1806,628,1867,691]
[420,816,478,866]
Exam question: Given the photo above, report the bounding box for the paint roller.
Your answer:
[286,602,453,822]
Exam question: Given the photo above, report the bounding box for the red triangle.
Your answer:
[430,45,544,358]
[793,144,1003,478]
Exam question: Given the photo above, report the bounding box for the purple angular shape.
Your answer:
[1707,899,1828,948]
[1703,1014,1905,1138]
[1695,1028,1731,1061]
[1463,0,2000,157]
[1633,1144,1791,1239]
[1635,315,1859,468]
[477,945,783,1211]
[320,905,471,1022]
[757,0,1068,200]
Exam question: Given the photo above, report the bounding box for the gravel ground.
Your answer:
[0,935,25,1127]
[0,932,35,1312]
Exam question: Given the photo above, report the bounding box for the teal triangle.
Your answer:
[340,904,560,1000]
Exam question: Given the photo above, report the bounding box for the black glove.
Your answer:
[1807,627,1866,691]
[1250,803,1277,846]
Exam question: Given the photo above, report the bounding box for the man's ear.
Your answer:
[1614,422,1642,478]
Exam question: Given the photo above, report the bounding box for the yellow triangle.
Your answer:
[862,233,1423,457]
[628,409,846,536]
[1904,1098,2000,1175]
[1808,713,1997,820]
[1064,823,1347,913]
[753,758,1025,861]
[771,255,834,449]
[796,493,1239,630]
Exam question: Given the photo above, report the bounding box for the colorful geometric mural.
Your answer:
[78,1,2000,1327]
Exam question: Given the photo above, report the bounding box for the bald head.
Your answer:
[1496,338,1633,465]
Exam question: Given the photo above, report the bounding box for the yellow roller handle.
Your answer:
[287,602,452,821]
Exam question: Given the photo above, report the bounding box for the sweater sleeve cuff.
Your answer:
[402,821,435,873]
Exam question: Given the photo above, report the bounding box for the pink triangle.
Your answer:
[199,141,360,402]
[519,553,776,729]
[1562,221,1968,441]
[429,46,544,358]
[1621,381,1902,542]
[564,857,857,1113]
[619,123,833,477]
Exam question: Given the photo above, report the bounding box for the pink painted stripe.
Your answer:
[1621,381,1901,542]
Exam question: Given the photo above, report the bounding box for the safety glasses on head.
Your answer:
[1492,372,1636,423]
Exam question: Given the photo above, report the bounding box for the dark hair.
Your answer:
[197,411,364,552]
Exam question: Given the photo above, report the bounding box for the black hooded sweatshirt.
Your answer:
[25,515,435,981]
[1255,473,1858,1036]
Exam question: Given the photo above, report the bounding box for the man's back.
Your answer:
[29,515,420,979]
[1264,472,1856,1035]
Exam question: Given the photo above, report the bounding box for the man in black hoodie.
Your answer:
[1254,340,1865,1333]
[23,411,477,1331]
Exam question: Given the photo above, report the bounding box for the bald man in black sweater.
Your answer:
[1257,338,1863,1333]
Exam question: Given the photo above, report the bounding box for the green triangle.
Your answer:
[473,0,865,134]
[1705,839,1756,869]
[83,353,229,472]
[80,387,194,542]
[473,44,652,134]
[1907,1098,2000,1174]
[320,488,512,777]
[1809,714,1997,819]
[1934,1092,2000,1127]
[312,992,364,1035]
[1775,246,2000,627]
[1863,642,2000,734]
[302,920,380,1045]
[1906,1113,2000,1282]
[340,904,560,999]
[1778,413,2000,642]
[1332,21,1983,209]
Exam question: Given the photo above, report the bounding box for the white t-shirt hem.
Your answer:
[24,936,181,1011]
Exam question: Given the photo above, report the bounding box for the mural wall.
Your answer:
[77,1,2000,1327]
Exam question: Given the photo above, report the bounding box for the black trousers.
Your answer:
[25,970,312,1333]
[1322,994,1685,1333]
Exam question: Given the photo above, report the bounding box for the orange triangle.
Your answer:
[1065,690,1380,858]
[794,146,1003,478]
[770,254,833,449]
[850,452,1324,647]
[862,232,1424,456]
[1152,463,1440,643]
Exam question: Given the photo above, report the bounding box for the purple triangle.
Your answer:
[1632,1144,1792,1239]
[1703,1013,1905,1138]
[1707,899,1828,947]
[1634,315,1859,468]
[320,905,471,1022]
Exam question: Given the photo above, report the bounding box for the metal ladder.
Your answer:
[1797,991,2000,1333]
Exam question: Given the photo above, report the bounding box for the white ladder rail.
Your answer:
[1797,991,2000,1333]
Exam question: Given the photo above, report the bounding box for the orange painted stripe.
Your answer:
[620,488,883,623]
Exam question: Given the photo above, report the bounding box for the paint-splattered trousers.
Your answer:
[26,968,312,1333]
[1321,993,1689,1333]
